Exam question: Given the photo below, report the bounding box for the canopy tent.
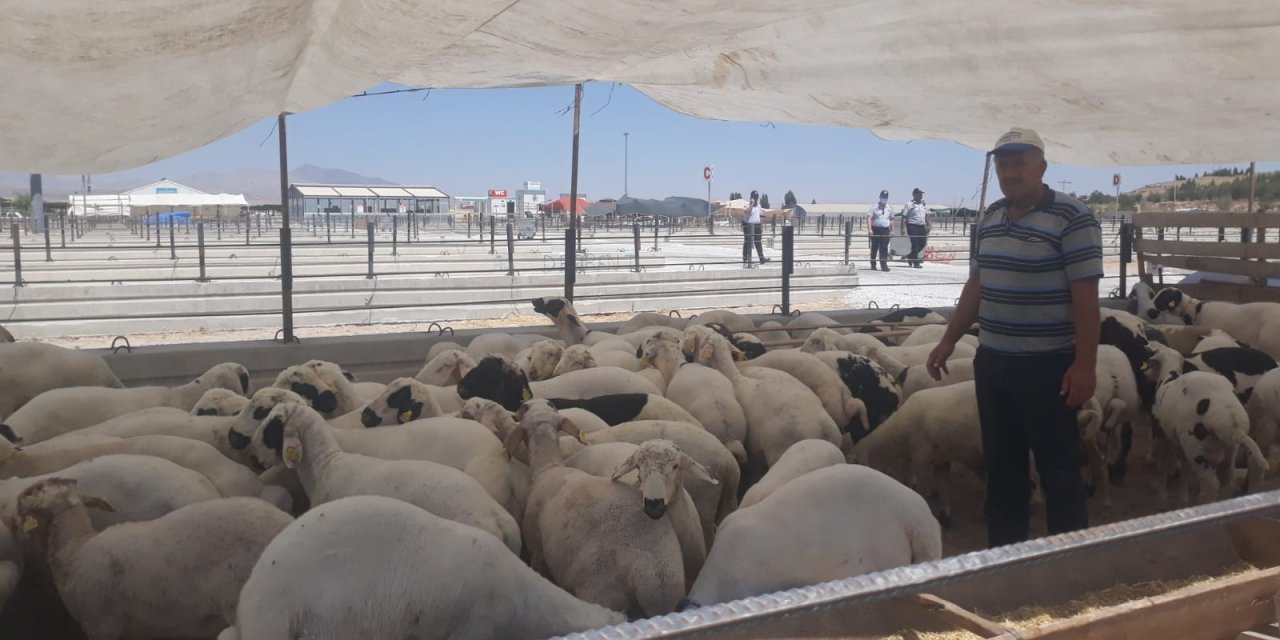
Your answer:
[68,193,250,218]
[540,195,595,215]
[4,1,1279,174]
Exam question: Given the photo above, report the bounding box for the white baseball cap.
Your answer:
[991,127,1045,154]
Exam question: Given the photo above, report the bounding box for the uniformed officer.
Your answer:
[867,189,893,271]
[900,188,931,268]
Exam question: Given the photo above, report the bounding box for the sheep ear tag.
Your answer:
[22,515,38,533]
[399,410,415,424]
[522,388,533,401]
[699,344,714,361]
[284,445,302,467]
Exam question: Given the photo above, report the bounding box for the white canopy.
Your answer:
[68,193,249,217]
[5,1,1278,174]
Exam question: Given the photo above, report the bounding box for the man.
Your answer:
[900,188,931,268]
[742,190,769,267]
[926,127,1102,548]
[868,189,893,271]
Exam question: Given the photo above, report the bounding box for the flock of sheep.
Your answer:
[0,285,1278,640]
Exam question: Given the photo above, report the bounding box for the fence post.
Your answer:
[59,213,66,248]
[391,216,398,256]
[166,218,176,260]
[326,212,332,244]
[633,221,642,273]
[217,216,223,241]
[280,227,294,341]
[506,222,515,276]
[819,214,826,237]
[11,224,23,287]
[489,217,496,255]
[44,213,53,262]
[246,214,251,246]
[468,213,473,239]
[781,224,794,315]
[197,223,208,282]
[843,220,852,265]
[564,228,576,301]
[653,217,659,252]
[707,215,714,235]
[364,222,375,279]
[1119,222,1132,296]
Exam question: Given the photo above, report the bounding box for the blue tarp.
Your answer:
[143,211,191,225]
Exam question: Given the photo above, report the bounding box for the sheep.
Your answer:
[0,516,18,612]
[1147,343,1278,405]
[1151,370,1269,503]
[858,307,949,344]
[590,347,645,372]
[682,464,942,608]
[900,323,980,348]
[414,348,477,386]
[616,312,688,335]
[426,340,467,361]
[357,377,445,427]
[640,337,748,463]
[271,360,366,418]
[458,397,599,466]
[531,296,616,346]
[729,331,767,360]
[192,387,250,417]
[812,351,903,439]
[518,340,566,381]
[694,332,844,481]
[18,478,291,640]
[513,399,692,617]
[1246,369,1280,464]
[457,355,660,412]
[0,342,123,421]
[899,357,976,398]
[687,309,756,334]
[614,325,684,348]
[1193,329,1250,353]
[220,494,624,640]
[466,332,542,360]
[234,407,530,520]
[1,454,221,531]
[1150,324,1217,353]
[1152,287,1280,360]
[801,328,908,376]
[553,344,596,377]
[0,362,249,445]
[1131,280,1181,324]
[740,349,869,437]
[739,439,846,509]
[755,320,791,345]
[253,402,521,554]
[1089,344,1145,500]
[563,440,712,577]
[785,311,845,339]
[546,394,703,429]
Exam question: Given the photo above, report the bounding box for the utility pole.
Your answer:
[623,132,629,196]
[1057,179,1071,194]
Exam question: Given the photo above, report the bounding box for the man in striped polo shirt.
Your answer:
[926,127,1102,547]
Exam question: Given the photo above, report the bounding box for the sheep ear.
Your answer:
[341,369,357,382]
[730,345,747,362]
[698,343,715,362]
[81,495,116,512]
[681,454,718,485]
[282,427,303,469]
[502,426,527,459]
[557,416,585,443]
[847,397,870,434]
[514,403,532,423]
[611,454,639,483]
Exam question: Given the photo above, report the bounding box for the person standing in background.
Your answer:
[742,190,769,267]
[900,188,931,268]
[868,189,893,271]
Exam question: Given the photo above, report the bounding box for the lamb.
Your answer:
[271,360,366,418]
[640,337,748,463]
[755,320,792,346]
[0,362,250,445]
[553,344,597,377]
[1089,344,1145,500]
[0,342,123,421]
[739,439,846,509]
[192,388,250,417]
[899,357,976,399]
[740,349,870,436]
[458,397,599,465]
[614,325,684,348]
[18,478,291,640]
[1146,342,1278,405]
[513,400,692,617]
[531,296,615,345]
[466,332,550,360]
[812,351,903,439]
[426,340,467,361]
[900,323,979,348]
[687,309,756,334]
[616,312,688,335]
[357,377,445,427]
[857,307,949,344]
[1131,280,1181,324]
[682,464,942,608]
[457,355,660,412]
[1245,369,1280,463]
[414,348,477,386]
[802,327,976,376]
[546,394,703,428]
[253,402,521,554]
[518,340,565,381]
[694,332,844,475]
[785,312,845,339]
[219,495,624,640]
[1152,287,1280,359]
[1192,329,1250,353]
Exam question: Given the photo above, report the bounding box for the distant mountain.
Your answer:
[0,165,398,204]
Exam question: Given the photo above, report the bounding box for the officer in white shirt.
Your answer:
[900,187,931,268]
[867,189,893,271]
[742,190,769,267]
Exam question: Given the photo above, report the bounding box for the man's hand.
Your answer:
[926,341,955,381]
[1060,359,1096,408]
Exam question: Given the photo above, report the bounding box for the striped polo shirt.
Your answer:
[970,187,1103,355]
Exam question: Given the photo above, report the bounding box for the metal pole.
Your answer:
[168,217,176,260]
[366,222,375,279]
[506,222,515,276]
[11,224,23,287]
[564,228,576,301]
[972,152,993,268]
[843,220,852,265]
[653,217,658,252]
[781,224,794,315]
[624,131,629,195]
[43,211,52,262]
[197,223,208,282]
[30,174,44,235]
[569,83,583,240]
[60,212,67,248]
[489,216,496,255]
[1119,222,1132,296]
[633,221,642,272]
[278,113,295,343]
[392,216,398,256]
[246,210,251,246]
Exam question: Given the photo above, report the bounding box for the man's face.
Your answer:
[994,150,1048,201]
[912,191,922,202]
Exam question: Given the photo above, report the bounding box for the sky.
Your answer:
[68,83,1278,207]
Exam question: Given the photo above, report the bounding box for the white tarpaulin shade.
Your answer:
[4,1,1278,174]
[67,193,250,217]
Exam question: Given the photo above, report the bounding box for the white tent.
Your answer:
[68,193,249,218]
[3,1,1278,174]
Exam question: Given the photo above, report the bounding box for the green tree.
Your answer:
[811,198,816,205]
[760,193,771,209]
[1148,192,1163,204]
[784,190,797,207]
[1215,196,1234,212]
[11,192,31,216]
[729,191,742,201]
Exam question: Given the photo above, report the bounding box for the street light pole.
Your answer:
[623,132,629,196]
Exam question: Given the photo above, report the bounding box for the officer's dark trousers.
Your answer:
[974,346,1089,547]
[906,223,928,266]
[869,226,891,269]
[742,222,764,263]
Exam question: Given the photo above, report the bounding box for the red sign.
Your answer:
[1113,174,1121,187]
[488,189,508,198]
[703,165,713,181]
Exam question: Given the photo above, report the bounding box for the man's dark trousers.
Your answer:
[742,222,765,263]
[974,347,1089,547]
[870,226,891,269]
[906,223,928,266]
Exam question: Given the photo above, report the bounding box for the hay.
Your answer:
[883,563,1256,640]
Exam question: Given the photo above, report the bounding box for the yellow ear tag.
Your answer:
[522,388,533,401]
[399,410,414,424]
[22,515,38,533]
[640,355,651,367]
[577,431,587,444]
[284,445,302,465]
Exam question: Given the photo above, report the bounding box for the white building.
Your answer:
[67,179,249,219]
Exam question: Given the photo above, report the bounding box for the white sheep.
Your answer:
[740,349,869,437]
[466,332,545,360]
[0,342,123,421]
[354,377,445,428]
[1246,368,1280,465]
[1,362,249,445]
[640,337,747,463]
[531,297,618,345]
[553,344,597,377]
[754,320,792,346]
[684,464,942,607]
[513,400,692,617]
[414,348,477,386]
[615,325,684,348]
[899,323,980,348]
[457,355,660,412]
[1192,328,1250,353]
[1153,288,1280,360]
[687,309,756,334]
[811,350,904,438]
[18,478,291,640]
[785,312,845,339]
[254,402,521,554]
[899,357,976,399]
[518,339,566,381]
[192,387,251,417]
[616,312,688,335]
[426,340,467,362]
[739,439,846,509]
[220,494,624,640]
[271,360,366,418]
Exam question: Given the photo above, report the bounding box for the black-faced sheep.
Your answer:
[1152,287,1280,360]
[456,355,659,412]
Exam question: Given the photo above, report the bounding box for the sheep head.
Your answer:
[680,325,721,363]
[192,388,251,417]
[610,439,716,520]
[415,349,476,386]
[272,365,340,416]
[1144,343,1194,386]
[640,337,682,371]
[531,296,589,344]
[553,345,596,377]
[361,378,440,427]
[800,328,843,353]
[459,397,518,440]
[16,478,115,536]
[194,362,251,397]
[255,402,313,470]
[512,399,583,461]
[730,333,765,360]
[528,340,566,381]
[457,355,534,412]
[1153,287,1202,325]
[229,387,307,453]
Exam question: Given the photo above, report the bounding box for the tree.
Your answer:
[1215,196,1234,212]
[784,190,797,207]
[760,193,771,209]
[1148,192,1163,204]
[811,198,816,204]
[728,191,742,201]
[11,192,31,217]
